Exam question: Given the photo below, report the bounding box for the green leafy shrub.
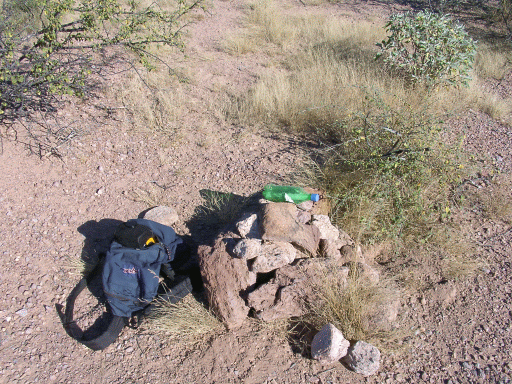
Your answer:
[376,11,476,87]
[291,88,474,245]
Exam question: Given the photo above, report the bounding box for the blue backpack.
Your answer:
[65,219,191,350]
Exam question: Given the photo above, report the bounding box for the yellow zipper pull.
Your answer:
[145,236,157,247]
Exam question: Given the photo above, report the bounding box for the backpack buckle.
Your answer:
[127,312,144,329]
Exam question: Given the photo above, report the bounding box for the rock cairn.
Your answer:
[197,193,393,376]
[198,195,359,328]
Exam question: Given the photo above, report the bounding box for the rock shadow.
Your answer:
[186,189,261,248]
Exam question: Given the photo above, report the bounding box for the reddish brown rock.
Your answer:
[198,236,253,329]
[246,283,280,311]
[255,285,307,321]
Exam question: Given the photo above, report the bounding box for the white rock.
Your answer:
[15,308,27,317]
[251,242,297,273]
[343,341,381,376]
[311,215,340,241]
[236,212,260,238]
[232,239,262,260]
[311,323,350,363]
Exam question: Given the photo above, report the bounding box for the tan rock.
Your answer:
[247,283,280,311]
[311,215,339,241]
[260,202,320,256]
[143,206,179,227]
[251,241,297,273]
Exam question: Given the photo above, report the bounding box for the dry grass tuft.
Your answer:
[63,255,98,277]
[254,317,293,340]
[127,185,170,207]
[147,294,224,344]
[442,256,484,281]
[233,0,511,130]
[428,226,483,280]
[461,174,512,223]
[474,42,512,80]
[195,190,249,226]
[113,69,187,134]
[309,263,400,342]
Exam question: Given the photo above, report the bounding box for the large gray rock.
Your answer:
[343,341,381,376]
[198,236,254,329]
[311,324,350,363]
[251,241,297,273]
[260,203,320,256]
[232,238,262,260]
[143,206,179,227]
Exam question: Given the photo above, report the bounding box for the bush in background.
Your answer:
[376,11,476,87]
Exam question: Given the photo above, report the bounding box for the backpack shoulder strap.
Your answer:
[64,274,127,351]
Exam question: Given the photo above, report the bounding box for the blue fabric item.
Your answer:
[102,219,182,318]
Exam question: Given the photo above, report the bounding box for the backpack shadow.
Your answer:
[58,218,124,346]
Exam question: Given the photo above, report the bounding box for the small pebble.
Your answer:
[15,308,27,317]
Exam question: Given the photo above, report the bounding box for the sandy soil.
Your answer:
[1,1,511,383]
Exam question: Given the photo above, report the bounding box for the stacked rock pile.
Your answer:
[196,195,396,376]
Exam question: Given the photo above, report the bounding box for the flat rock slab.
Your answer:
[260,202,320,256]
[143,206,179,227]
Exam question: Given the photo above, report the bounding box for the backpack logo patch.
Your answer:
[122,266,138,275]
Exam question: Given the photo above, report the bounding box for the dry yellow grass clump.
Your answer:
[147,294,224,344]
[309,262,400,343]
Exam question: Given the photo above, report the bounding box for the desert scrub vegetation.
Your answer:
[0,0,203,153]
[228,2,507,333]
[309,261,401,344]
[233,2,490,243]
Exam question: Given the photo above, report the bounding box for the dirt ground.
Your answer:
[1,1,512,383]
